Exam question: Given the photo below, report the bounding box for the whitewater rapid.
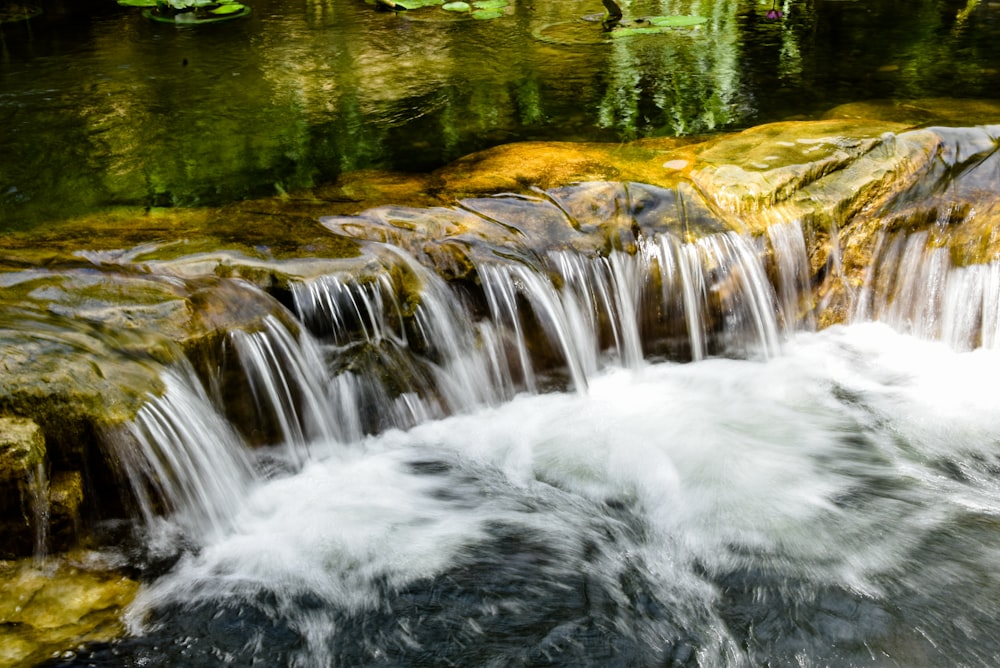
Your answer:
[102,322,1000,667]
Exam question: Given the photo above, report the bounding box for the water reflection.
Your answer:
[0,0,997,228]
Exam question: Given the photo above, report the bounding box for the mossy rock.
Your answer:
[681,119,934,230]
[431,138,695,195]
[0,417,45,483]
[0,265,304,506]
[0,417,47,559]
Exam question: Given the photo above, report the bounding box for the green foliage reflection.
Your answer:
[1,0,998,230]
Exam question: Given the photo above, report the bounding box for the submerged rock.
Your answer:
[823,98,1000,127]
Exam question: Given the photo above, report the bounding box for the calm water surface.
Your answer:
[1,0,998,226]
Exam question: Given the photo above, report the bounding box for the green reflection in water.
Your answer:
[0,0,997,229]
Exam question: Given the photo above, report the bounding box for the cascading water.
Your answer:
[104,364,256,543]
[855,229,1000,350]
[47,206,1000,667]
[228,315,341,460]
[23,460,50,566]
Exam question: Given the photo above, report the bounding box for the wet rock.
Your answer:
[682,119,923,227]
[0,417,45,482]
[821,124,1000,327]
[0,553,138,668]
[0,265,313,543]
[48,471,84,552]
[321,180,729,281]
[0,418,48,559]
[432,138,694,196]
[0,113,998,558]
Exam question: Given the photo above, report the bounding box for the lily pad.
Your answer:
[117,0,158,7]
[609,15,708,37]
[472,0,505,8]
[210,3,246,14]
[393,0,442,8]
[610,26,661,36]
[472,8,503,19]
[442,2,470,11]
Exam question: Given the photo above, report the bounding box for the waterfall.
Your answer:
[86,220,811,550]
[93,215,1000,556]
[767,220,815,332]
[24,461,49,566]
[22,124,1000,668]
[228,315,340,462]
[45,181,1000,668]
[474,229,791,395]
[854,230,1000,350]
[104,364,257,542]
[637,231,785,360]
[641,234,709,360]
[216,217,810,453]
[553,251,645,370]
[288,250,517,433]
[478,261,599,392]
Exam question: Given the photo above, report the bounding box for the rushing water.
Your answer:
[49,328,1000,667]
[3,0,1000,227]
[30,213,1000,666]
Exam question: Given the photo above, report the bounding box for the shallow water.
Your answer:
[3,0,999,227]
[45,323,1000,666]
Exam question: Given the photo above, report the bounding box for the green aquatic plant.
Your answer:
[116,0,250,23]
[534,7,709,47]
[378,0,438,8]
[378,0,509,20]
[609,14,709,37]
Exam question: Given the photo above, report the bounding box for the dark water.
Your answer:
[1,0,998,228]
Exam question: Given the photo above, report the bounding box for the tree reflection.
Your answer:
[0,0,997,229]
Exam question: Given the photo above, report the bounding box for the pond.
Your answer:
[1,0,998,229]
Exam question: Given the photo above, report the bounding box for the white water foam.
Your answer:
[126,323,1000,665]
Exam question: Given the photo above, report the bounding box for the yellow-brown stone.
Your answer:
[0,553,138,667]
